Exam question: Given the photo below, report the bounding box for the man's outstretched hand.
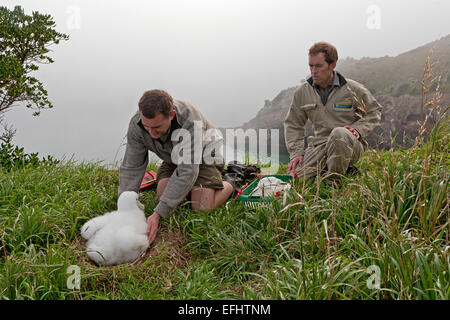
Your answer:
[287,155,303,174]
[344,125,360,140]
[147,212,160,244]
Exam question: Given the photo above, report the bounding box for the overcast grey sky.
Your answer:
[3,0,450,165]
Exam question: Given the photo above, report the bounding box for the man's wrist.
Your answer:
[154,201,171,218]
[291,152,304,161]
[153,212,162,219]
[351,125,362,139]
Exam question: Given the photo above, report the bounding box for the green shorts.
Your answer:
[156,162,224,190]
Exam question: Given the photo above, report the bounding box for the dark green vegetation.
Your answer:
[0,5,69,114]
[0,5,69,143]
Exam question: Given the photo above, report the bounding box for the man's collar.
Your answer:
[162,114,181,141]
[307,71,347,88]
[331,71,341,87]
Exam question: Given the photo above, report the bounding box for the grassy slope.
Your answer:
[0,124,448,300]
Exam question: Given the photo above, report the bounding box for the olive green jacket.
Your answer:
[284,72,383,160]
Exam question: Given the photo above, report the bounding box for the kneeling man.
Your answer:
[118,90,233,243]
[284,41,383,182]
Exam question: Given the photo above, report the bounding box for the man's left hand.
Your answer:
[147,212,160,244]
[344,125,360,140]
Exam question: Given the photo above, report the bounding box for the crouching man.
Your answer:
[284,42,383,183]
[118,90,233,244]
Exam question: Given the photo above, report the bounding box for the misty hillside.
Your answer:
[339,34,450,96]
[241,35,450,154]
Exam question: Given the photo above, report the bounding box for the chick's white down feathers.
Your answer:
[80,191,149,266]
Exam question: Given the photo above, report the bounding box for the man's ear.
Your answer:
[330,61,337,71]
[169,109,176,120]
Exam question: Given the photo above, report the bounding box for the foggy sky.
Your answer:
[2,0,450,165]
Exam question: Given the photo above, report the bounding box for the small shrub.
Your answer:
[0,143,60,171]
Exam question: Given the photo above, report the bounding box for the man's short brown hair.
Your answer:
[309,42,338,65]
[138,89,174,118]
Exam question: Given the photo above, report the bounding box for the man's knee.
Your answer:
[329,127,353,141]
[327,127,359,154]
[191,202,210,212]
[190,186,215,212]
[326,127,364,174]
[156,178,170,198]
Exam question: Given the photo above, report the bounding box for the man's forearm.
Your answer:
[118,161,148,197]
[118,122,149,197]
[155,164,200,217]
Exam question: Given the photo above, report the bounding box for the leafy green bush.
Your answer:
[0,143,60,171]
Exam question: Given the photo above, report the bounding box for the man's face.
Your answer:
[308,52,336,88]
[140,110,176,139]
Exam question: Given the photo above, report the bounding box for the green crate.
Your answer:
[236,174,293,207]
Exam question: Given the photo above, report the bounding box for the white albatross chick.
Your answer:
[80,191,149,266]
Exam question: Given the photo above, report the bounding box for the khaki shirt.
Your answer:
[284,72,383,160]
